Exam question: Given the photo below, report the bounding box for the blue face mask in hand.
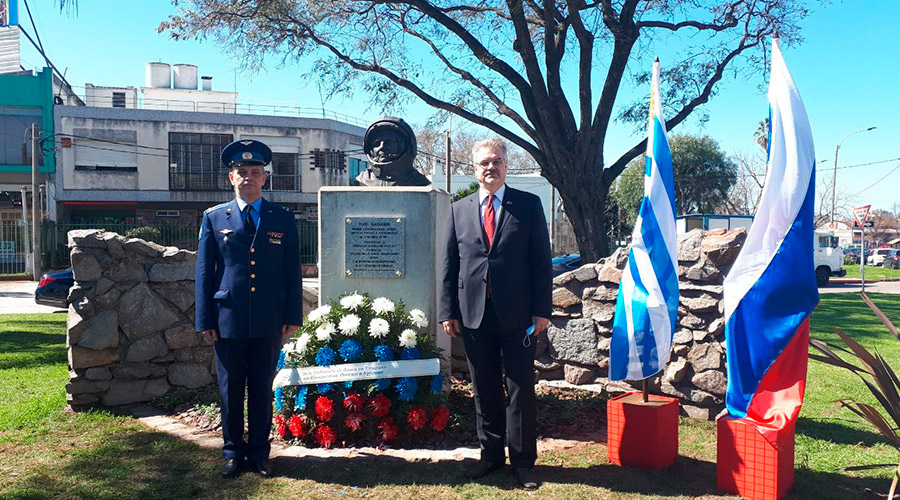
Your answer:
[523,324,536,348]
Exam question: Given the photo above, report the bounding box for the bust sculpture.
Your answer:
[356,117,431,187]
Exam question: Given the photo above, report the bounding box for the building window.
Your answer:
[112,92,126,108]
[156,210,180,218]
[73,129,139,171]
[269,152,300,191]
[0,107,43,167]
[169,132,233,191]
[309,149,346,171]
[348,157,367,186]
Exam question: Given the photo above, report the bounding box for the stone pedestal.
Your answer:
[607,392,679,470]
[318,186,451,367]
[717,415,794,500]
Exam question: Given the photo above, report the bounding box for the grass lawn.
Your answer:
[1,297,899,499]
[842,264,900,280]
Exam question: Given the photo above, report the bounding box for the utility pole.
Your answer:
[444,131,451,194]
[20,185,29,274]
[831,126,876,225]
[31,123,42,280]
[549,185,556,254]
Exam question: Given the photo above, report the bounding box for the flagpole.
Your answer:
[642,379,648,403]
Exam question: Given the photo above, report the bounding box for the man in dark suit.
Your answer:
[438,138,552,490]
[196,139,302,479]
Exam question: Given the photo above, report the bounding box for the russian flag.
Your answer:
[723,39,819,445]
[610,58,679,381]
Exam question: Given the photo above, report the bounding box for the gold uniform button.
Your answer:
[251,287,257,292]
[250,248,255,253]
[250,260,256,266]
[250,274,256,279]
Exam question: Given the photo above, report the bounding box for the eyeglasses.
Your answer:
[476,158,506,168]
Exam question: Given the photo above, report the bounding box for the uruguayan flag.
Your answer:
[610,58,679,382]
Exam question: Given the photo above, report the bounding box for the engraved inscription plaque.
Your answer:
[344,217,405,278]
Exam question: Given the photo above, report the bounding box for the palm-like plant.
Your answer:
[809,293,900,498]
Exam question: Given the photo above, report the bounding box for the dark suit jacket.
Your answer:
[438,186,552,330]
[195,198,302,339]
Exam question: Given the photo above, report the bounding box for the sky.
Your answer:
[13,0,900,216]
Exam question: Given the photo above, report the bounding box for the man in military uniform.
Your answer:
[195,139,302,479]
[355,116,431,187]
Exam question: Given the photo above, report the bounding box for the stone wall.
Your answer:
[448,228,746,420]
[66,229,317,409]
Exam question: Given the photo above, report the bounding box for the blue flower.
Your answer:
[375,378,390,391]
[274,387,285,411]
[395,377,417,401]
[317,383,334,393]
[294,386,308,411]
[276,351,286,370]
[315,346,337,367]
[401,347,420,360]
[344,380,354,389]
[339,339,363,362]
[374,344,394,362]
[430,375,443,394]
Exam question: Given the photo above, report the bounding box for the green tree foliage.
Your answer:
[453,181,480,201]
[161,1,809,261]
[613,134,737,228]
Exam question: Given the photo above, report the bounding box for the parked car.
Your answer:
[34,268,73,308]
[884,249,900,270]
[867,248,892,267]
[552,253,582,277]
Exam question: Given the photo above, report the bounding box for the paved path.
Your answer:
[819,280,900,295]
[0,280,66,314]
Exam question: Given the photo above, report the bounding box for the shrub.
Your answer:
[125,226,162,243]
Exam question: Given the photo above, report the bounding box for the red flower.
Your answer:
[344,393,364,413]
[368,393,392,418]
[315,424,337,448]
[407,406,428,431]
[345,412,366,432]
[431,406,450,432]
[315,396,335,422]
[378,417,399,441]
[288,414,305,438]
[274,414,287,438]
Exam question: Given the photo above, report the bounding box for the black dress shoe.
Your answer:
[220,458,241,479]
[248,459,273,478]
[465,460,502,479]
[514,468,539,490]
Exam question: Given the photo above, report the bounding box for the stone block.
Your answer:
[151,283,195,312]
[95,288,121,310]
[118,283,180,340]
[77,310,119,350]
[104,259,148,284]
[564,364,595,385]
[681,294,719,314]
[103,380,152,406]
[682,256,721,282]
[71,249,102,281]
[168,362,214,389]
[173,349,193,362]
[165,324,199,349]
[95,277,115,296]
[145,377,172,398]
[583,299,615,324]
[682,404,712,420]
[688,343,722,371]
[708,318,725,337]
[104,234,127,260]
[552,287,581,309]
[126,335,168,363]
[663,358,689,384]
[149,262,196,282]
[112,363,154,379]
[701,228,746,266]
[553,271,574,287]
[123,238,166,257]
[67,229,106,248]
[67,306,87,344]
[572,264,597,282]
[691,370,727,395]
[69,346,119,370]
[84,366,112,381]
[65,379,110,394]
[590,285,618,302]
[677,229,703,263]
[597,265,623,285]
[67,392,100,406]
[672,328,693,345]
[546,318,600,365]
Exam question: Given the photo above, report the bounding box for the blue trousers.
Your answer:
[214,336,283,462]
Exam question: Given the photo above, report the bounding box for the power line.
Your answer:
[851,162,900,197]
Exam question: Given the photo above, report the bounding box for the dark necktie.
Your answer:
[244,205,256,236]
[484,194,496,248]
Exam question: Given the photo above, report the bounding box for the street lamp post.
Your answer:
[831,126,876,225]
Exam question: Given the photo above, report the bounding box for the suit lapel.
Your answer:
[255,198,271,245]
[469,193,488,250]
[491,187,514,253]
[225,200,241,233]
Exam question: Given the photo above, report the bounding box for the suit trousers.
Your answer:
[214,336,283,462]
[462,297,537,468]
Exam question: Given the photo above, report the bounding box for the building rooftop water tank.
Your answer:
[173,64,198,90]
[145,62,171,89]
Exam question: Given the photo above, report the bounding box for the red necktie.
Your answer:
[484,194,496,248]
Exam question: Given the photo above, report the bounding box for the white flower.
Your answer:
[307,304,332,323]
[408,309,428,328]
[399,329,418,348]
[295,333,312,355]
[368,318,390,338]
[340,293,365,311]
[281,341,295,354]
[315,322,336,342]
[338,314,362,335]
[372,297,395,314]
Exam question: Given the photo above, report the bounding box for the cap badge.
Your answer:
[240,140,253,146]
[242,152,253,160]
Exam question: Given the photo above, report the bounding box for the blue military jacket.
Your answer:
[195,198,302,338]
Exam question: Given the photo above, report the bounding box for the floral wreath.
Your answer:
[272,293,449,448]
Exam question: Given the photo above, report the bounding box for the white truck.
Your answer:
[815,231,846,287]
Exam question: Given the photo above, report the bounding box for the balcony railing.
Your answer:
[168,172,302,192]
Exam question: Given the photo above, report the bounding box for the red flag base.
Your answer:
[606,392,679,470]
[717,415,794,500]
